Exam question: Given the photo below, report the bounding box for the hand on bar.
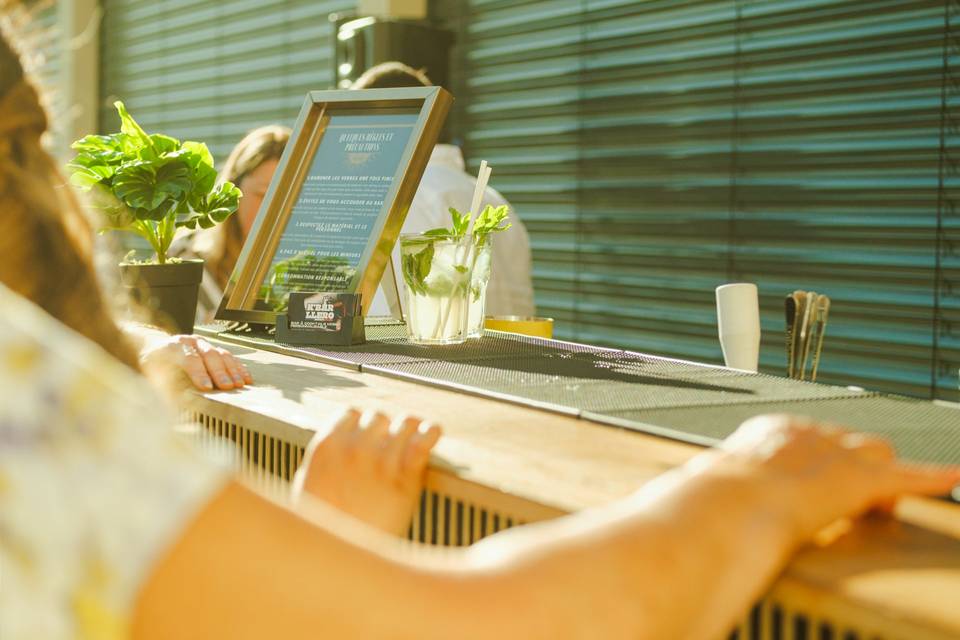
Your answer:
[292,408,442,537]
[138,332,254,391]
[710,414,958,542]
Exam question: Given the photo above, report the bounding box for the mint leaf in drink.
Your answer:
[401,241,434,295]
[417,243,434,287]
[450,207,471,238]
[435,205,511,247]
[422,228,453,239]
[423,208,471,241]
[472,204,511,246]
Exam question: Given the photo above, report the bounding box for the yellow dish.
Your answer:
[483,316,554,339]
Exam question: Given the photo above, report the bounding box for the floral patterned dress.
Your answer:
[0,284,227,639]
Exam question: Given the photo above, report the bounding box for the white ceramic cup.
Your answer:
[716,283,761,372]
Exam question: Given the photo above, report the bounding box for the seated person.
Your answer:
[352,62,536,319]
[2,24,958,639]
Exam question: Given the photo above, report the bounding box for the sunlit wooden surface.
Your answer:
[184,338,960,640]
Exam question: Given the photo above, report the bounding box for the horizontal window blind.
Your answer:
[99,0,353,161]
[15,1,67,158]
[450,0,960,400]
[96,0,960,399]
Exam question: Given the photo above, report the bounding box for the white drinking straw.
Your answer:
[470,160,491,218]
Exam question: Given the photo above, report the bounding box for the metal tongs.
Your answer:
[785,290,830,381]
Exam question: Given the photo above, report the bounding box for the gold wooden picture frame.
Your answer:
[216,86,453,325]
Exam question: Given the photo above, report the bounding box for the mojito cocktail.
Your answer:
[400,234,475,344]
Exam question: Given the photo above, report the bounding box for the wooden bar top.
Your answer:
[190,338,960,638]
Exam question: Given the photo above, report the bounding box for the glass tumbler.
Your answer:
[400,234,475,344]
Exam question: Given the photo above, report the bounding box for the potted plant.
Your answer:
[68,101,240,333]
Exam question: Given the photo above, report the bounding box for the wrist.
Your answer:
[682,449,809,551]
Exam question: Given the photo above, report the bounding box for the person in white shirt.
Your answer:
[352,62,536,320]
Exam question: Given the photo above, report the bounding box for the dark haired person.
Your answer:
[353,62,536,319]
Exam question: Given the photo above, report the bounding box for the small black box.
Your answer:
[275,292,365,346]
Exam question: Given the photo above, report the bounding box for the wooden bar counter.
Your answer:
[183,337,960,640]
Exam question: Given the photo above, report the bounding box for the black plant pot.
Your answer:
[119,259,204,334]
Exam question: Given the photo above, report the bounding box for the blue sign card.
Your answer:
[257,112,419,312]
[275,292,365,346]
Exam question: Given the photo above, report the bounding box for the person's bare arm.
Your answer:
[132,414,960,640]
[464,415,959,639]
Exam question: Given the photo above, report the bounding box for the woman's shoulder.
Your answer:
[0,283,153,402]
[0,284,227,638]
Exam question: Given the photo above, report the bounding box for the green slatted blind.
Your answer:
[99,0,352,161]
[17,2,67,158]
[451,0,960,400]
[97,0,960,399]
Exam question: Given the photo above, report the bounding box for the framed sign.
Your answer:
[215,86,453,325]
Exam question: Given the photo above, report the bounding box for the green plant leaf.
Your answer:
[180,143,218,209]
[416,243,434,286]
[179,181,239,229]
[112,163,156,210]
[401,253,420,294]
[154,159,192,200]
[115,132,143,157]
[113,159,190,214]
[114,101,152,149]
[150,134,180,154]
[423,227,453,238]
[471,204,511,247]
[142,200,178,222]
[68,102,237,262]
[67,151,108,169]
[70,134,125,165]
[182,140,214,168]
[190,166,218,208]
[204,181,240,222]
[137,133,180,162]
[67,136,125,190]
[67,160,114,190]
[70,133,117,153]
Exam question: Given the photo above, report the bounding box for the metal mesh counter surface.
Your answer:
[207,322,960,466]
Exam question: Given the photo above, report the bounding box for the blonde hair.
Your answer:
[183,125,290,289]
[0,16,141,370]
